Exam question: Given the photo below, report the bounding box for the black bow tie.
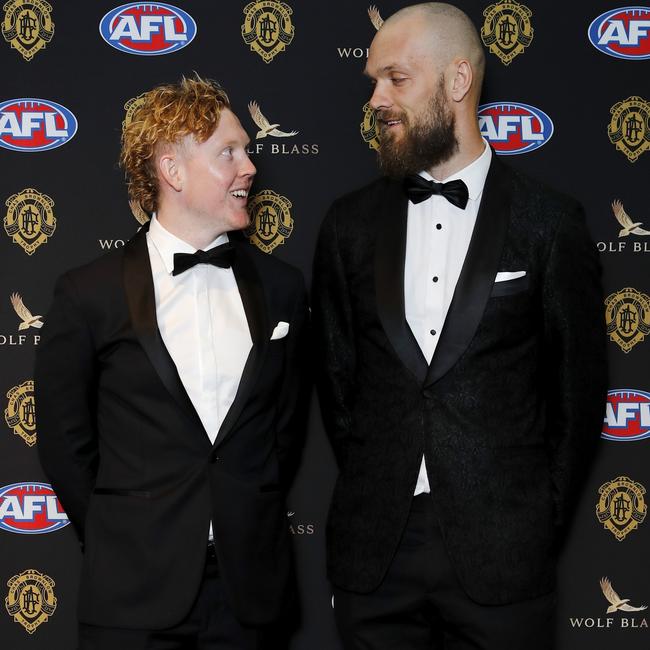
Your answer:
[172,242,236,276]
[403,175,469,210]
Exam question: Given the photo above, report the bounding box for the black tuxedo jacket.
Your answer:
[35,225,309,629]
[312,156,607,605]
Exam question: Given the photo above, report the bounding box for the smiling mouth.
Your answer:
[229,189,249,199]
[378,116,403,130]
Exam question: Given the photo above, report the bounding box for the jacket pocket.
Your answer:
[490,275,529,298]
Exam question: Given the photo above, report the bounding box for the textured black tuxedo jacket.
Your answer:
[312,156,607,605]
[35,225,309,629]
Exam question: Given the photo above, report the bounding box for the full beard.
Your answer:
[376,85,458,179]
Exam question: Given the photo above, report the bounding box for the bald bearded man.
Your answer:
[312,4,606,649]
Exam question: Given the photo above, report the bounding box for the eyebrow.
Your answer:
[363,64,403,77]
[222,138,251,148]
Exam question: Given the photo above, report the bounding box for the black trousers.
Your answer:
[79,546,292,650]
[333,494,556,650]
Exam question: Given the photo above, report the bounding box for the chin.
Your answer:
[231,212,251,231]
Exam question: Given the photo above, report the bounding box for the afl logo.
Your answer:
[99,2,196,55]
[0,98,77,152]
[0,482,69,534]
[588,7,650,60]
[478,102,553,154]
[603,389,650,441]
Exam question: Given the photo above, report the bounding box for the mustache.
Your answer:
[376,110,408,124]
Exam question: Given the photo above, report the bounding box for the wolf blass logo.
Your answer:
[569,577,647,629]
[597,199,650,253]
[0,293,42,346]
[98,237,128,250]
[246,101,318,156]
[337,5,383,59]
[287,511,315,535]
[246,141,317,156]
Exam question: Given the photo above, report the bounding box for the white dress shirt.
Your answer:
[147,216,252,537]
[405,141,492,495]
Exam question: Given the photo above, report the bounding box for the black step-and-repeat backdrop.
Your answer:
[0,1,648,648]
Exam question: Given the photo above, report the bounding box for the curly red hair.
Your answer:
[120,75,230,214]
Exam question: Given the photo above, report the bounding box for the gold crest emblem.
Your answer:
[122,94,151,225]
[122,93,146,133]
[4,188,56,255]
[5,569,56,633]
[604,287,650,353]
[481,0,533,66]
[2,0,54,61]
[360,102,380,151]
[608,96,650,163]
[4,380,36,446]
[597,476,647,541]
[242,0,294,64]
[245,189,293,253]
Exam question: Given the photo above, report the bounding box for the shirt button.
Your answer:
[432,276,439,283]
[436,223,442,230]
[430,329,436,336]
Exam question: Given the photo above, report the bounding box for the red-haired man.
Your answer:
[36,76,309,650]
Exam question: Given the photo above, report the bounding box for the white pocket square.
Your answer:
[495,271,526,283]
[270,321,290,340]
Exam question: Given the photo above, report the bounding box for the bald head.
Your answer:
[366,2,487,177]
[376,3,485,95]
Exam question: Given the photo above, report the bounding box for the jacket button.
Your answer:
[210,453,220,463]
[422,389,432,399]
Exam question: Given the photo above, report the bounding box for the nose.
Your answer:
[240,154,256,179]
[369,81,391,112]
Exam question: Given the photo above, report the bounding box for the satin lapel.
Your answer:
[424,156,512,388]
[375,179,428,383]
[213,243,269,448]
[122,225,208,438]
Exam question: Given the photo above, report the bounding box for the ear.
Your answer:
[450,59,473,103]
[158,148,183,193]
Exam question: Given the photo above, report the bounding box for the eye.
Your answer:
[390,77,407,86]
[221,146,233,158]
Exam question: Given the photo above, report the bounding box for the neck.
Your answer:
[427,125,485,181]
[156,208,225,250]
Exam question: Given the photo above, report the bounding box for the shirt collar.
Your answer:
[148,214,229,275]
[419,138,492,202]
